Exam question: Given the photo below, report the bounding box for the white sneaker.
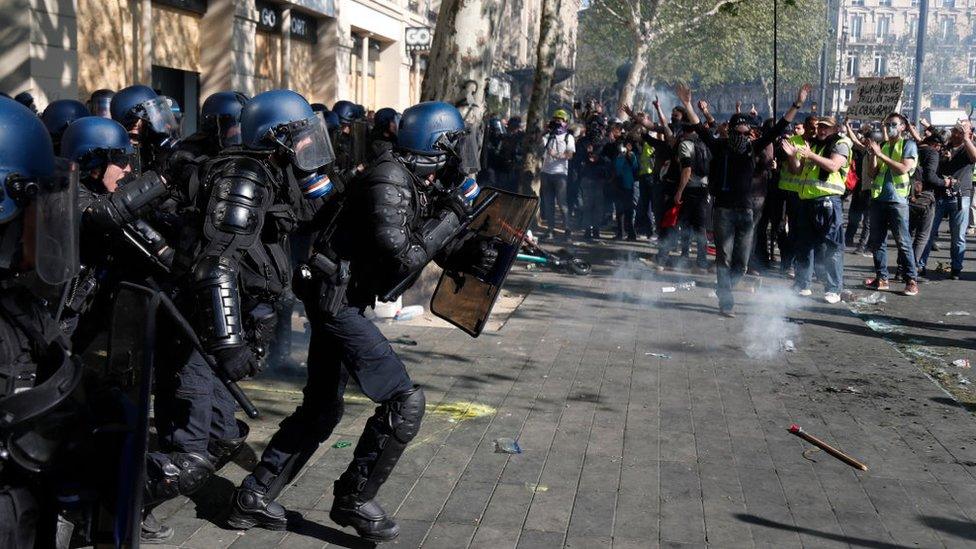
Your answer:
[824,292,841,304]
[796,288,813,297]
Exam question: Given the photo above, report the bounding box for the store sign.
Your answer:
[405,26,433,52]
[256,1,319,44]
[154,0,208,14]
[846,77,904,120]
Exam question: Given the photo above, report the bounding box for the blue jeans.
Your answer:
[713,207,755,310]
[795,195,844,293]
[920,194,972,272]
[869,201,917,281]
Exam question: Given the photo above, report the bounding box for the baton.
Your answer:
[788,424,867,471]
[157,293,260,419]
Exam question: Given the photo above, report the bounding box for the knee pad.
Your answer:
[146,452,214,505]
[385,385,425,444]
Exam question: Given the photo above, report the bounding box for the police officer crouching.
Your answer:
[0,95,85,547]
[225,101,498,543]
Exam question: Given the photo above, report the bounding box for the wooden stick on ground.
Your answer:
[788,424,868,471]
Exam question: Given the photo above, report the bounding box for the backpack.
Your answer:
[845,155,858,192]
[691,139,711,178]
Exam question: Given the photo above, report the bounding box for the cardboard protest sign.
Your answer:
[846,77,904,120]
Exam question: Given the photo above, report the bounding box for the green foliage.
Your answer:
[577,0,826,98]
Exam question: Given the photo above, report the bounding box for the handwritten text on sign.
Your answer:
[846,77,904,120]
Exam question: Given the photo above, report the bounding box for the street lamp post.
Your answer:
[773,0,778,115]
[912,0,929,123]
[835,25,848,115]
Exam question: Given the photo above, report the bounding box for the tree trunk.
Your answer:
[421,0,505,127]
[518,0,564,200]
[615,39,649,118]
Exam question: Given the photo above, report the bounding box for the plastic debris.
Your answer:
[953,359,971,369]
[946,311,971,317]
[494,438,522,454]
[394,305,424,321]
[524,482,548,493]
[391,337,418,346]
[857,292,887,305]
[661,286,677,293]
[644,352,672,359]
[782,340,796,352]
[823,386,862,394]
[865,318,901,334]
[332,440,352,449]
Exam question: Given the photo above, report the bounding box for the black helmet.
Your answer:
[373,108,400,134]
[332,100,358,124]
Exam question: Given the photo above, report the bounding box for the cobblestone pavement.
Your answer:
[151,233,976,548]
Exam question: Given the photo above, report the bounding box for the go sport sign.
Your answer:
[405,27,433,53]
[256,1,319,44]
[846,77,905,120]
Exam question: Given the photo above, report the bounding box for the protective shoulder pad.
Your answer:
[205,156,273,237]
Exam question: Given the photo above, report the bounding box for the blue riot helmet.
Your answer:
[332,100,357,125]
[201,91,249,147]
[397,101,478,177]
[322,110,340,133]
[14,92,38,114]
[87,89,115,118]
[242,89,335,172]
[41,100,91,152]
[61,116,133,171]
[374,107,400,135]
[353,104,367,120]
[310,103,328,113]
[0,96,80,284]
[110,84,180,141]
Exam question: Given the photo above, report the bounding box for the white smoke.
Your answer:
[742,285,803,359]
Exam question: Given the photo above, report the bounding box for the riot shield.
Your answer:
[430,189,538,337]
[350,120,369,167]
[94,282,159,549]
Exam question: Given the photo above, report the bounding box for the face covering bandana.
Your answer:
[728,133,751,154]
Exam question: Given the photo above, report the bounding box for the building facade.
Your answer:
[1,0,435,131]
[829,0,976,114]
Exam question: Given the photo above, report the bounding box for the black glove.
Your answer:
[446,234,500,281]
[247,310,278,359]
[212,345,259,382]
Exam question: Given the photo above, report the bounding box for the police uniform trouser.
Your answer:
[155,347,241,454]
[245,301,414,492]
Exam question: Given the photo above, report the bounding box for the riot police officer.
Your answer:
[0,95,84,548]
[40,99,90,154]
[178,91,249,159]
[110,84,180,175]
[144,89,338,523]
[225,101,496,542]
[332,100,367,172]
[58,116,175,349]
[367,107,399,161]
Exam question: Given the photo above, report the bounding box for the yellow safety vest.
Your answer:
[638,142,655,176]
[778,134,806,192]
[798,135,851,200]
[872,139,911,199]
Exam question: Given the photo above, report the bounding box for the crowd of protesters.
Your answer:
[482,83,976,317]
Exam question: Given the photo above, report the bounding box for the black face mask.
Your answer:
[729,133,751,154]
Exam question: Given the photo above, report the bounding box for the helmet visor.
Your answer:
[137,98,180,140]
[92,97,112,118]
[216,114,243,147]
[458,129,481,175]
[34,158,80,284]
[272,114,335,171]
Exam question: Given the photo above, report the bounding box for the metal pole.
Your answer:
[818,0,830,109]
[835,28,846,115]
[912,0,929,123]
[773,0,778,115]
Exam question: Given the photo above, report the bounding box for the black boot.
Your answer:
[208,419,250,470]
[330,495,399,542]
[226,485,288,531]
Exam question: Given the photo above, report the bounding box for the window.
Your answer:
[942,17,955,39]
[874,54,887,75]
[845,89,853,102]
[846,55,860,77]
[850,15,863,40]
[852,0,864,6]
[907,16,917,36]
[932,94,952,108]
[942,0,955,7]
[969,58,976,79]
[876,15,891,38]
[911,0,919,6]
[879,0,892,6]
